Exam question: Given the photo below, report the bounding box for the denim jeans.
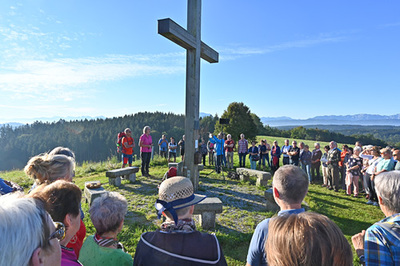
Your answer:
[250,158,257,170]
[305,164,312,182]
[239,153,246,167]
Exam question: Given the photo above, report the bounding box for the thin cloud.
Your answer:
[219,35,346,60]
[378,22,400,29]
[0,54,185,101]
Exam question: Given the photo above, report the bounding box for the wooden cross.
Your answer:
[158,0,218,190]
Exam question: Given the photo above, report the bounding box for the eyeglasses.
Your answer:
[49,222,66,241]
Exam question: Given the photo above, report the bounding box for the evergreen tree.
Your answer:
[214,102,257,141]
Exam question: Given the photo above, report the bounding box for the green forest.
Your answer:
[0,102,390,171]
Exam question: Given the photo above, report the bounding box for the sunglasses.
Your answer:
[49,222,66,241]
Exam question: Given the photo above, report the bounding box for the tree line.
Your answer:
[0,103,388,171]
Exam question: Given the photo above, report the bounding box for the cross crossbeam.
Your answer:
[158,18,218,63]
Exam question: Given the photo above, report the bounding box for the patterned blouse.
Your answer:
[348,156,363,176]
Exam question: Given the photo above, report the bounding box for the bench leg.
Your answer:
[199,211,216,230]
[239,174,249,182]
[257,177,269,187]
[128,173,136,183]
[109,177,122,187]
[115,177,121,187]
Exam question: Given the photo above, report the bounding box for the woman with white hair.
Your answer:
[352,171,400,264]
[139,126,153,177]
[346,146,363,197]
[0,194,62,266]
[79,192,132,265]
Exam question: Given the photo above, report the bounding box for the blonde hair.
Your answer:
[24,153,75,185]
[266,212,352,266]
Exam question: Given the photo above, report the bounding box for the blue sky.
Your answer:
[0,1,399,123]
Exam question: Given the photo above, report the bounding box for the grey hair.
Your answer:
[354,146,362,152]
[314,142,320,147]
[272,165,309,204]
[375,171,400,213]
[124,128,131,134]
[143,126,151,134]
[380,147,392,156]
[0,194,54,266]
[330,141,337,147]
[89,192,128,235]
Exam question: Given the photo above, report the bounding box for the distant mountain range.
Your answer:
[0,116,106,128]
[2,113,400,128]
[261,114,400,127]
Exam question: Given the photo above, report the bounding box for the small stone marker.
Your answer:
[106,167,139,187]
[193,197,223,230]
[84,182,106,206]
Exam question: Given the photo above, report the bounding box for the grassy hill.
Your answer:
[0,137,383,265]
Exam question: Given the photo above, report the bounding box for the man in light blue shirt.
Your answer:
[246,165,309,266]
[281,139,292,165]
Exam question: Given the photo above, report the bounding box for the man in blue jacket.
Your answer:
[209,133,225,174]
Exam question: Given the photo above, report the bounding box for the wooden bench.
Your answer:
[106,167,139,187]
[236,168,272,186]
[84,182,107,206]
[193,197,223,230]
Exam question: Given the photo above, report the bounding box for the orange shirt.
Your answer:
[122,136,134,155]
[339,150,347,167]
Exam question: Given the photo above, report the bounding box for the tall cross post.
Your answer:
[158,0,218,190]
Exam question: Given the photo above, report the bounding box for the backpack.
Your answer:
[116,132,126,153]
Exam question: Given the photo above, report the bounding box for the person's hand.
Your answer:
[352,231,365,257]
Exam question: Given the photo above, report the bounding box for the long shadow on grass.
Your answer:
[198,182,267,212]
[324,214,376,236]
[307,192,349,210]
[118,180,159,197]
[215,224,253,263]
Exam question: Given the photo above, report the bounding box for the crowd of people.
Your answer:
[2,133,400,265]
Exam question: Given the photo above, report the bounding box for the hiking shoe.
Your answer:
[366,200,374,205]
[373,202,379,207]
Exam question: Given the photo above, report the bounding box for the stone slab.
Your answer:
[84,182,106,206]
[193,197,223,214]
[236,168,271,187]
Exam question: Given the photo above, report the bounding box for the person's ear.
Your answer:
[378,196,383,206]
[118,219,124,232]
[30,247,44,266]
[273,187,280,199]
[64,213,72,228]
